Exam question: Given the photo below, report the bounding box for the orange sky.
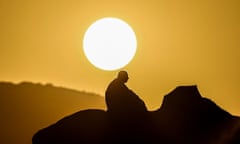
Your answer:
[1,0,240,115]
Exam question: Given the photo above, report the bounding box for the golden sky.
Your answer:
[1,0,240,114]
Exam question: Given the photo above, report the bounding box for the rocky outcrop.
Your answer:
[32,85,240,144]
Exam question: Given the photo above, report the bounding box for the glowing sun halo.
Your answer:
[83,17,137,71]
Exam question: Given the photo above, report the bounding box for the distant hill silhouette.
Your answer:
[0,82,105,144]
[33,85,240,144]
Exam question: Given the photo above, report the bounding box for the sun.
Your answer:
[83,17,137,71]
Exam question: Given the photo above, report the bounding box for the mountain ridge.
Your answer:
[0,81,105,144]
[0,81,102,97]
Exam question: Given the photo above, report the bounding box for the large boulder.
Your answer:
[33,86,240,144]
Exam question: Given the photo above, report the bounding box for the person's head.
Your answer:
[117,71,129,83]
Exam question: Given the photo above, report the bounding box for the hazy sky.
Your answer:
[1,0,239,114]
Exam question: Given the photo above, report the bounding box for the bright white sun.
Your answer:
[83,17,137,71]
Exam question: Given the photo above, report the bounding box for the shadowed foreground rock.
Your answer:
[32,86,240,144]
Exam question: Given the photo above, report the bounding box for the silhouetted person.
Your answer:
[105,71,150,143]
[105,71,147,115]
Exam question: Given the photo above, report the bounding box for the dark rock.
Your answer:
[32,85,240,144]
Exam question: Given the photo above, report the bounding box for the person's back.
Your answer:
[105,71,150,143]
[105,71,147,115]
